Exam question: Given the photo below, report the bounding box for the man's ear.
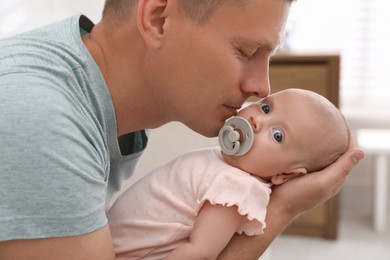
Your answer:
[137,0,169,49]
[271,168,308,185]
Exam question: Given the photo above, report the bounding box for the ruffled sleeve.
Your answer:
[195,152,272,236]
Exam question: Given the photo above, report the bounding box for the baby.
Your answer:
[107,88,350,259]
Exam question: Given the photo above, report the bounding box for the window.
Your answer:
[284,0,390,116]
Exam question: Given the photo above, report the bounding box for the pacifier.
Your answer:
[218,116,254,156]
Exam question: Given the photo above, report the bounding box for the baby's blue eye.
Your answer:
[273,129,283,143]
[261,103,270,114]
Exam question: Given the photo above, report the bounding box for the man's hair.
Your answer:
[177,0,250,25]
[102,0,137,21]
[103,0,294,25]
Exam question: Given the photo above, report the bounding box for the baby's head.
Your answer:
[222,88,349,185]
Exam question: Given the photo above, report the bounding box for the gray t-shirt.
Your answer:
[0,15,147,241]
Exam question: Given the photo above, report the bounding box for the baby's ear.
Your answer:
[271,168,307,185]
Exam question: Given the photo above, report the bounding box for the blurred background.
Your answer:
[1,1,389,259]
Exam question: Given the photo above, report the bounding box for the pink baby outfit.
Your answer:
[107,147,272,259]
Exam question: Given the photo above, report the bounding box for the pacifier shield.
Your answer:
[218,116,254,156]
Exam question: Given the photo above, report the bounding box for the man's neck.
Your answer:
[82,21,171,136]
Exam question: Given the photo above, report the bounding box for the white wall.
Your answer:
[0,0,104,38]
[342,142,390,217]
[131,122,219,184]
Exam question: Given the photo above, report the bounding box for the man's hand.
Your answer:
[271,147,365,219]
[218,137,365,260]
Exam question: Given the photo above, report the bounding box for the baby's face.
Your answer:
[223,89,323,180]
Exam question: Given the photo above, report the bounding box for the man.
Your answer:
[0,0,364,259]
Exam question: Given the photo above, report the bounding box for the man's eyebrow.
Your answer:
[231,37,281,53]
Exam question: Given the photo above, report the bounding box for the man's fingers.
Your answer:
[324,148,365,176]
[348,130,357,150]
[321,148,365,195]
[340,148,365,175]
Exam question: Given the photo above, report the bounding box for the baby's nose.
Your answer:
[249,115,263,132]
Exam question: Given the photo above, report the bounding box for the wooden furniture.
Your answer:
[269,53,341,239]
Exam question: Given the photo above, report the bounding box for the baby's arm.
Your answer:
[164,201,242,260]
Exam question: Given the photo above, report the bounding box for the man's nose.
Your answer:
[241,62,271,99]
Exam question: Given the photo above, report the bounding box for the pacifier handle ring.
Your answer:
[218,116,254,156]
[219,126,241,155]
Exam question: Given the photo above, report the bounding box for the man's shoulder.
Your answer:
[0,16,87,74]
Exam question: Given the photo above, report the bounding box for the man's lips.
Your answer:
[225,105,242,112]
[224,104,242,115]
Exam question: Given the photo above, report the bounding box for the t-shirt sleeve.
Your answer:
[196,167,272,236]
[0,73,108,241]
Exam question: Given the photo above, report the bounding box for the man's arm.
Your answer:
[218,147,365,259]
[0,225,115,260]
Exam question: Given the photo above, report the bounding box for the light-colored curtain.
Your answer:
[286,0,390,113]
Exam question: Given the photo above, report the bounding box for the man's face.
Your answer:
[147,0,291,137]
